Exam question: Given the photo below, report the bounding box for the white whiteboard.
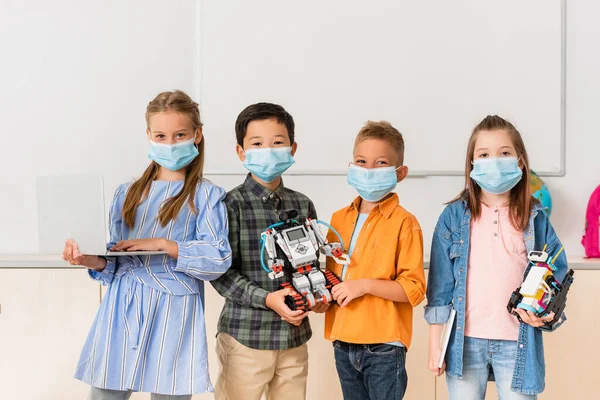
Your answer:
[200,0,564,176]
[0,0,197,254]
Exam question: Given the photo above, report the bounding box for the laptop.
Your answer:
[37,174,167,256]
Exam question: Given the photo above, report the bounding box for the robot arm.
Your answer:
[305,218,349,265]
[262,230,285,279]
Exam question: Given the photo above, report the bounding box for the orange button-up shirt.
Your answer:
[325,194,426,348]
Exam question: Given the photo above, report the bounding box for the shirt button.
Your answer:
[494,233,498,237]
[458,297,463,301]
[269,194,274,199]
[495,209,499,213]
[262,197,267,201]
[494,221,498,224]
[519,344,524,349]
[459,268,463,273]
[460,240,464,244]
[457,326,462,331]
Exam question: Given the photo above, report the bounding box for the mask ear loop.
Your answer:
[193,129,203,150]
[516,155,524,168]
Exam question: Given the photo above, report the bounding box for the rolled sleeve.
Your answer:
[424,304,453,325]
[395,220,427,307]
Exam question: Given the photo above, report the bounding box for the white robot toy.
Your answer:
[507,244,574,327]
[260,210,349,311]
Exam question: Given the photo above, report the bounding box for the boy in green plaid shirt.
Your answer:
[211,103,317,400]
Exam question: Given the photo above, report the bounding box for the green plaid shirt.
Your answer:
[211,174,317,350]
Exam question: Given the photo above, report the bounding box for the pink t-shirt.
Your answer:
[465,204,528,341]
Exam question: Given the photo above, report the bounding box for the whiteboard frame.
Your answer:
[198,0,567,178]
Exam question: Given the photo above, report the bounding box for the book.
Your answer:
[438,308,457,369]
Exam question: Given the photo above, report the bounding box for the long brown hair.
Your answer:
[454,115,533,231]
[122,90,204,228]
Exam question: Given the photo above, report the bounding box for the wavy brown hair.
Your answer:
[454,115,533,231]
[122,90,204,228]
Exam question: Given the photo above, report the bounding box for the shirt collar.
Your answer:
[350,193,399,219]
[243,173,285,205]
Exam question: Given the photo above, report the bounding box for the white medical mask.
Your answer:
[148,135,199,171]
[470,157,523,194]
[242,147,295,183]
[347,164,400,202]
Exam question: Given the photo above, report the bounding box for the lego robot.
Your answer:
[507,245,574,327]
[260,210,349,312]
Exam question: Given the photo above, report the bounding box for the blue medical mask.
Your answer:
[148,135,199,171]
[470,157,523,195]
[347,164,399,202]
[243,147,295,183]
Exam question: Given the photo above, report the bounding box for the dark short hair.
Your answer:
[235,102,295,146]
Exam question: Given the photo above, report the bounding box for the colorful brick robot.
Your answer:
[260,210,348,311]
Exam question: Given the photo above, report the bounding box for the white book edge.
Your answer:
[438,308,456,369]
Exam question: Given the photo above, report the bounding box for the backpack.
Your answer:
[582,185,600,258]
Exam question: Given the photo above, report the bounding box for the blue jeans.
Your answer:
[446,337,537,400]
[333,340,408,400]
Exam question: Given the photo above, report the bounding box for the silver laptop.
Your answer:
[37,174,166,256]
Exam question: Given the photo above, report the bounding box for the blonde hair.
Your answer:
[454,115,533,231]
[354,121,405,165]
[122,90,205,228]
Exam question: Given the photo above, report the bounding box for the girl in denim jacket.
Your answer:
[425,115,568,400]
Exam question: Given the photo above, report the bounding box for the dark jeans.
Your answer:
[333,340,408,400]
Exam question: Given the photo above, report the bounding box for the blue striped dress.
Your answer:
[74,179,232,395]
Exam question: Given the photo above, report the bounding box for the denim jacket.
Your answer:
[424,199,568,395]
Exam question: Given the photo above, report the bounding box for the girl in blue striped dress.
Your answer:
[62,90,232,400]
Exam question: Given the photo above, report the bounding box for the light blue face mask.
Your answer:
[470,157,523,195]
[243,147,295,183]
[148,135,199,171]
[347,164,399,202]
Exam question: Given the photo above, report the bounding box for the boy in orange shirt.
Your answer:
[316,121,426,400]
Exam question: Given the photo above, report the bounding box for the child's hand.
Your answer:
[111,238,165,252]
[331,280,367,308]
[266,288,308,326]
[515,309,555,328]
[428,344,446,376]
[311,302,331,313]
[62,239,106,271]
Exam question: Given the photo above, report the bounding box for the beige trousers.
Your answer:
[214,332,309,400]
